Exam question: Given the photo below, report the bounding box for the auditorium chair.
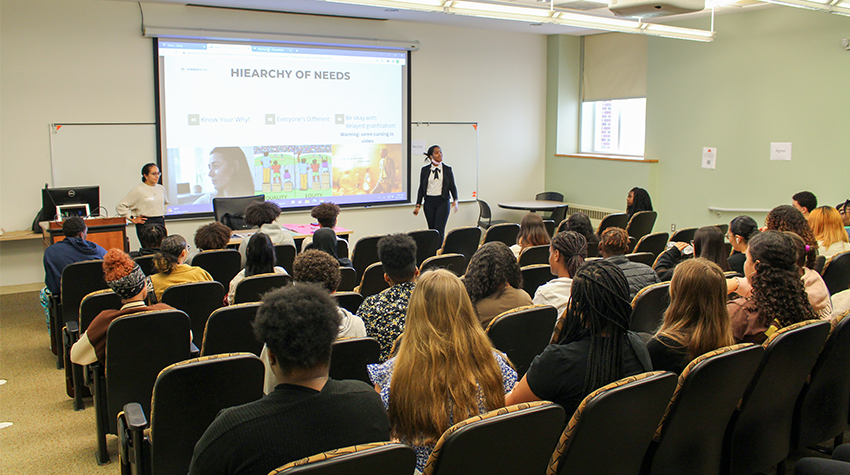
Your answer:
[482,223,520,247]
[232,273,293,304]
[334,291,364,315]
[338,267,357,292]
[822,251,850,295]
[439,226,482,275]
[190,249,241,286]
[626,211,657,243]
[547,371,677,475]
[118,353,264,475]
[52,259,108,369]
[407,229,443,266]
[476,199,509,230]
[303,238,349,260]
[274,243,298,275]
[133,255,155,276]
[634,232,669,257]
[419,253,465,276]
[520,264,553,298]
[90,308,191,464]
[422,402,565,475]
[643,344,764,475]
[596,213,629,236]
[630,282,670,334]
[668,227,697,243]
[518,244,550,267]
[270,442,416,475]
[356,262,389,298]
[549,205,569,227]
[351,235,385,283]
[161,281,225,348]
[200,303,263,357]
[544,219,556,237]
[329,337,381,385]
[485,305,558,378]
[626,252,656,267]
[723,320,831,475]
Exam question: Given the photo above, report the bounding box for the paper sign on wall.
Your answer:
[411,140,426,158]
[770,142,792,161]
[702,147,717,169]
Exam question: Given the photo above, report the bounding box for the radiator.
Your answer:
[566,204,622,227]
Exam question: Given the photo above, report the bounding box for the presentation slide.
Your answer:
[155,39,409,217]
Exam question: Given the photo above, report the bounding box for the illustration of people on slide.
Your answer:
[310,159,321,189]
[298,155,309,191]
[271,160,282,190]
[372,148,397,194]
[363,168,372,192]
[261,152,272,191]
[283,168,293,192]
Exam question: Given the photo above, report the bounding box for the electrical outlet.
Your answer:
[671,223,676,232]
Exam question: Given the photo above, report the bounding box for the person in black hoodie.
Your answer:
[43,217,107,295]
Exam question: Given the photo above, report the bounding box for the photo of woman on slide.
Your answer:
[193,147,256,204]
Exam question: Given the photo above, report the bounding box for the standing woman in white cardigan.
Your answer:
[116,163,169,242]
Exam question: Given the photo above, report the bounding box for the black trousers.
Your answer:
[424,195,450,237]
[135,216,166,243]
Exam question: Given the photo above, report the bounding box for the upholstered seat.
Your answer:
[634,232,669,257]
[440,227,483,275]
[200,302,263,357]
[329,337,381,385]
[191,249,241,285]
[626,211,657,243]
[630,282,670,334]
[334,291,364,315]
[482,223,520,247]
[520,264,553,298]
[270,442,416,475]
[407,229,443,266]
[420,253,465,276]
[518,244,551,267]
[596,213,629,236]
[822,251,850,295]
[161,280,225,348]
[355,262,389,298]
[274,243,298,275]
[351,235,385,283]
[485,305,558,378]
[232,273,293,304]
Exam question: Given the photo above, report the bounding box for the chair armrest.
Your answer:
[123,402,149,432]
[65,321,79,339]
[190,341,200,358]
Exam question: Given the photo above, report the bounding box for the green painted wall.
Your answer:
[547,7,850,230]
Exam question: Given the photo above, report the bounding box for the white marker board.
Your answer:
[410,122,478,202]
[49,123,158,217]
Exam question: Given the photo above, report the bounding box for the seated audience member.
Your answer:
[533,231,586,317]
[837,199,850,239]
[727,231,816,343]
[188,221,232,264]
[356,234,418,361]
[558,213,600,257]
[507,260,652,416]
[646,258,733,374]
[511,212,551,258]
[149,235,213,302]
[43,217,108,297]
[188,284,390,475]
[808,206,850,260]
[367,270,516,473]
[654,226,730,281]
[70,249,174,365]
[792,190,818,219]
[626,187,653,220]
[238,201,295,268]
[765,204,819,268]
[308,202,352,268]
[293,250,365,339]
[727,216,759,276]
[599,227,660,300]
[227,233,288,305]
[464,242,532,327]
[129,223,166,258]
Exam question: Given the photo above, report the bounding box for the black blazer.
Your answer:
[416,164,458,205]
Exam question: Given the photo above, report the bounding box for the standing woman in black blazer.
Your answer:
[413,145,458,237]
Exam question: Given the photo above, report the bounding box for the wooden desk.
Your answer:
[43,217,128,251]
[498,200,566,212]
[0,229,43,242]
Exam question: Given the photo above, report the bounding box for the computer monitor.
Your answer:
[212,195,265,230]
[41,186,100,222]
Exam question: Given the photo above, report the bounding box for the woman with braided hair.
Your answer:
[764,204,818,269]
[464,242,532,327]
[506,260,652,416]
[727,230,816,343]
[532,231,587,317]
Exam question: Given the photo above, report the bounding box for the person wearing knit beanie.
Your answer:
[70,249,173,366]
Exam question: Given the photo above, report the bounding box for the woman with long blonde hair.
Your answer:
[647,258,734,374]
[368,269,517,472]
[808,206,850,260]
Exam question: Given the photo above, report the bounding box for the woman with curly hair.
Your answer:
[808,206,850,260]
[727,231,816,343]
[507,260,651,416]
[558,213,600,257]
[510,212,551,258]
[464,242,532,327]
[532,231,586,317]
[626,187,653,219]
[149,234,213,302]
[367,269,516,473]
[188,221,232,264]
[764,204,818,269]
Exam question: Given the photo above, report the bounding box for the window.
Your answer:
[580,97,646,157]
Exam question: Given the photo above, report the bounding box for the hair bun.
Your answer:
[102,248,136,281]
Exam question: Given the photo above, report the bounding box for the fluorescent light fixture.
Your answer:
[319,0,716,40]
[758,0,850,14]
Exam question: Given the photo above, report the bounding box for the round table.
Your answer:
[498,200,566,212]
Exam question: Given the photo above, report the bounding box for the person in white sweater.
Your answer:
[533,231,587,318]
[116,163,169,242]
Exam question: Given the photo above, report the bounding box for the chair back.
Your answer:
[274,244,297,275]
[338,267,358,292]
[521,264,553,298]
[725,320,831,475]
[477,199,493,229]
[626,211,657,242]
[596,213,629,235]
[648,344,764,475]
[634,232,669,257]
[133,255,155,276]
[669,227,697,243]
[149,353,264,475]
[329,337,381,384]
[351,235,385,282]
[334,291,364,315]
[303,239,349,259]
[548,371,677,475]
[233,273,293,304]
[543,220,556,237]
[549,205,569,226]
[190,249,241,286]
[713,224,729,235]
[483,223,520,247]
[536,192,564,202]
[423,402,565,475]
[161,281,225,348]
[200,303,263,357]
[357,262,389,298]
[271,442,416,475]
[626,252,655,267]
[407,229,443,266]
[814,255,826,274]
[60,259,108,327]
[485,305,558,378]
[518,244,551,267]
[105,309,191,434]
[420,253,466,276]
[822,251,850,295]
[630,282,670,334]
[793,312,850,449]
[79,290,122,333]
[440,226,483,274]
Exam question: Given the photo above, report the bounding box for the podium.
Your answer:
[43,217,128,252]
